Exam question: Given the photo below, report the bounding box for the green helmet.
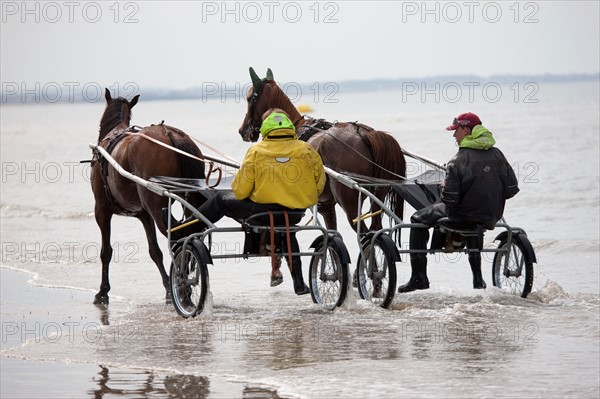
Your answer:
[260,112,296,137]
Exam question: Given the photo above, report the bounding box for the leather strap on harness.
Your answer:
[284,211,293,272]
[94,131,140,217]
[205,161,222,188]
[268,211,294,274]
[269,212,276,276]
[125,130,223,188]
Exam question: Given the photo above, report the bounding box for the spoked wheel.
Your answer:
[309,239,349,310]
[357,237,397,308]
[170,242,209,318]
[492,237,534,298]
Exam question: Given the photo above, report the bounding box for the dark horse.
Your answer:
[239,68,406,233]
[91,89,205,304]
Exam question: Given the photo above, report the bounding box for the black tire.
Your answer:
[492,237,534,298]
[309,239,349,310]
[170,243,209,318]
[356,237,397,308]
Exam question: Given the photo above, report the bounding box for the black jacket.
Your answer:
[441,147,519,227]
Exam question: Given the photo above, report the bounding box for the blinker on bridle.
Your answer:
[249,83,265,135]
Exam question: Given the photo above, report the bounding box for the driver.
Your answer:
[170,109,325,295]
[398,112,520,293]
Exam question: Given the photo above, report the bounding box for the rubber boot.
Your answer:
[397,256,430,293]
[469,253,487,289]
[290,259,310,295]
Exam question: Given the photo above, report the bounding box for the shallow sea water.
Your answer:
[1,81,599,398]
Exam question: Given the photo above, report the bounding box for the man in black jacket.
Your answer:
[398,112,520,293]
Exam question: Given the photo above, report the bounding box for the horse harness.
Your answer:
[92,129,141,217]
[91,123,173,217]
[298,118,374,150]
[92,122,219,217]
[297,118,333,142]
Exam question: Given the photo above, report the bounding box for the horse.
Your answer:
[90,89,205,304]
[239,68,406,234]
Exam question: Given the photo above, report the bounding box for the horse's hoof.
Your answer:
[270,274,283,287]
[93,294,109,305]
[294,283,310,295]
[473,280,487,289]
[165,290,173,305]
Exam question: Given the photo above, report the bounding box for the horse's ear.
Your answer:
[266,68,273,81]
[129,94,140,109]
[104,88,112,103]
[249,67,261,89]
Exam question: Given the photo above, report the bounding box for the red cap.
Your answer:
[446,112,482,131]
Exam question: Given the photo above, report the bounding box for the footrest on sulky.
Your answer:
[435,217,495,252]
[240,210,305,257]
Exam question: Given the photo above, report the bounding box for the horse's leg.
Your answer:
[138,211,171,302]
[271,256,283,287]
[94,206,113,305]
[318,201,337,230]
[334,185,368,233]
[312,177,337,230]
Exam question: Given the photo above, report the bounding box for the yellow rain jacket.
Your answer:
[232,129,326,209]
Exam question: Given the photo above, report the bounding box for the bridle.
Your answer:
[246,85,265,139]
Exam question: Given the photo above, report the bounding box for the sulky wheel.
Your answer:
[309,239,349,310]
[170,242,209,318]
[356,236,398,308]
[492,237,534,298]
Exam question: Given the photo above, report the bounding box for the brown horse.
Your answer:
[91,89,205,304]
[239,68,406,233]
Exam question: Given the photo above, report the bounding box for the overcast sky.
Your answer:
[1,1,599,90]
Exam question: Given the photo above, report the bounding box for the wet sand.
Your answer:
[0,268,282,399]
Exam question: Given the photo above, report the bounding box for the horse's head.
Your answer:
[239,67,276,142]
[99,88,140,142]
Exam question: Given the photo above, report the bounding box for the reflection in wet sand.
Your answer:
[90,365,281,399]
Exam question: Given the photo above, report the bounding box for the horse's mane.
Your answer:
[98,97,131,142]
[263,81,304,126]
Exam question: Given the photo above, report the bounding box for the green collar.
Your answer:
[459,125,496,150]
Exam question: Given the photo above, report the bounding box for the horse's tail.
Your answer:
[164,127,207,210]
[365,130,406,228]
[165,127,206,180]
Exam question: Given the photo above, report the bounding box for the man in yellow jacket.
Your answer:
[232,109,325,209]
[172,109,325,294]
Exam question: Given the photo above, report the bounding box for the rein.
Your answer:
[325,129,406,180]
[120,127,224,188]
[298,119,407,181]
[252,82,405,180]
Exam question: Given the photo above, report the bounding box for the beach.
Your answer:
[1,81,599,398]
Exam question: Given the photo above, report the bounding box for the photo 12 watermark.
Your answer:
[1,1,140,24]
[405,159,540,185]
[189,321,345,343]
[2,161,91,184]
[399,321,540,344]
[1,82,139,104]
[1,241,140,265]
[200,81,339,104]
[399,81,539,104]
[400,1,540,24]
[200,1,340,24]
[1,321,139,345]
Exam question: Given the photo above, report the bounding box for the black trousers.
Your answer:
[410,227,481,268]
[198,192,304,270]
[198,191,304,225]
